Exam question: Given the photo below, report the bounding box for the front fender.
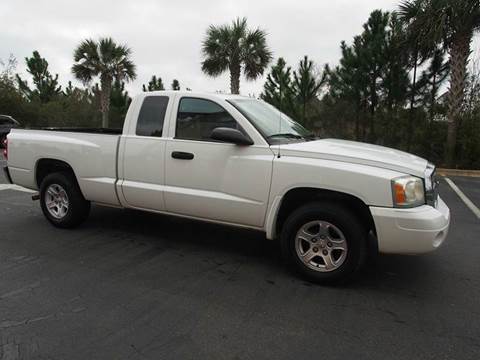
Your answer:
[265,156,404,239]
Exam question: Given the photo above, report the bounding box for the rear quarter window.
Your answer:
[136,96,169,137]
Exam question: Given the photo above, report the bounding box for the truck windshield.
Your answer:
[227,99,315,144]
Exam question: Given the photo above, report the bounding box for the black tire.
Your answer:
[280,201,367,285]
[39,172,90,228]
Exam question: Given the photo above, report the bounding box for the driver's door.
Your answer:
[164,96,274,228]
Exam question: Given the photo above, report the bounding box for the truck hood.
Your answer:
[278,138,428,177]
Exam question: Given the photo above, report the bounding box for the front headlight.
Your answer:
[391,176,425,208]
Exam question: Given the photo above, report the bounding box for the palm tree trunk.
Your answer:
[229,63,241,94]
[445,32,472,167]
[100,77,112,128]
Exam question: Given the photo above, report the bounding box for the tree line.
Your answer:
[1,40,182,130]
[1,0,479,168]
[199,1,480,168]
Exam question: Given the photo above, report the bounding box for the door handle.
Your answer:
[171,151,194,160]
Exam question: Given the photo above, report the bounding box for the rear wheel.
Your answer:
[281,202,367,284]
[40,172,90,228]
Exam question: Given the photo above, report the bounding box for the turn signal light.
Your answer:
[393,182,406,204]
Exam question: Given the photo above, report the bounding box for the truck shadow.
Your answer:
[82,205,439,291]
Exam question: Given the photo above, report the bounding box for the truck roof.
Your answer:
[137,90,254,101]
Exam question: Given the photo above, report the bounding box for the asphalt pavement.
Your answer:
[0,160,6,183]
[447,176,480,208]
[1,159,479,359]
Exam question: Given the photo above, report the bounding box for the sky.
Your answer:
[1,0,479,97]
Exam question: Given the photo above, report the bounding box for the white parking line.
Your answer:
[445,177,480,220]
[0,184,36,193]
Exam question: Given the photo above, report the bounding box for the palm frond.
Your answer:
[398,0,423,23]
[202,24,231,58]
[242,28,273,80]
[73,39,99,62]
[116,58,137,82]
[71,63,94,84]
[201,57,229,77]
[99,37,116,64]
[201,23,232,76]
[72,37,136,85]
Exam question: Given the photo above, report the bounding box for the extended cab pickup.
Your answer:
[3,91,450,283]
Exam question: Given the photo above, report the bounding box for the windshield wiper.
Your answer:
[267,133,304,139]
[267,132,318,141]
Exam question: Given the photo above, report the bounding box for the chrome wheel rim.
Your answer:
[295,220,348,272]
[45,184,69,219]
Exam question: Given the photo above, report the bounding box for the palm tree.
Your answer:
[72,38,136,128]
[201,17,272,94]
[399,0,480,166]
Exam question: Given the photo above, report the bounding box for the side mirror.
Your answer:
[210,127,254,146]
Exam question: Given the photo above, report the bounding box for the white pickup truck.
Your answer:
[3,91,450,283]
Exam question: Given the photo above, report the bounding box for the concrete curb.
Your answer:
[437,168,480,177]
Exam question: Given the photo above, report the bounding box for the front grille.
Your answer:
[425,163,438,207]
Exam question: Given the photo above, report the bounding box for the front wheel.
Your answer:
[281,202,367,284]
[40,172,90,228]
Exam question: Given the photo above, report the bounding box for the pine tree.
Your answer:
[171,79,180,90]
[143,75,165,92]
[326,39,370,140]
[357,10,390,142]
[110,80,131,110]
[382,12,411,141]
[109,80,131,128]
[293,56,324,126]
[16,51,62,103]
[260,58,296,117]
[63,81,75,97]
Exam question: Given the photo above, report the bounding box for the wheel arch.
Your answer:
[270,187,377,245]
[35,158,79,189]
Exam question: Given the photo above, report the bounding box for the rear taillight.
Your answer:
[2,138,7,160]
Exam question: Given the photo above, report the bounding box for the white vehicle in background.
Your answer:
[3,91,450,283]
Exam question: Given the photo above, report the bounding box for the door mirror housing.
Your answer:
[210,127,254,146]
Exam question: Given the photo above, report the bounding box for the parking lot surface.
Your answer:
[1,159,479,359]
[447,176,480,208]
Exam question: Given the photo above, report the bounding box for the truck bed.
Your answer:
[6,128,121,206]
